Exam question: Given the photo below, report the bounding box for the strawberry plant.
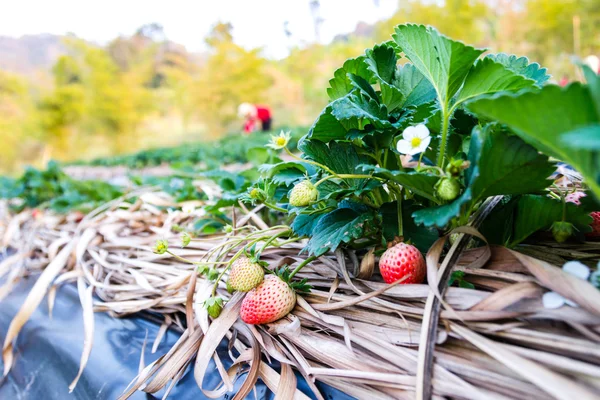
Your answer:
[250,24,599,256]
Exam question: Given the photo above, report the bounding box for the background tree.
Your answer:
[194,22,271,136]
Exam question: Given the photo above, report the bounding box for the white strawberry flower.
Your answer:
[396,124,431,155]
[182,204,195,214]
[542,261,592,309]
[266,130,291,150]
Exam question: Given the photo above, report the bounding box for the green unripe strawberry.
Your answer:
[249,187,267,202]
[229,256,265,292]
[551,221,575,243]
[153,239,168,254]
[204,297,223,318]
[181,232,191,247]
[436,177,460,201]
[225,279,235,294]
[289,180,318,207]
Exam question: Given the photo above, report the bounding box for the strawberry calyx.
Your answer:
[272,264,312,294]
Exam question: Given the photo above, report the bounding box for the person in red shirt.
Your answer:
[238,103,272,134]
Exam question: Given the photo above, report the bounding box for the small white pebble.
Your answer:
[543,291,566,309]
[562,261,590,280]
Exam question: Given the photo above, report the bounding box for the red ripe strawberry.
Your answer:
[587,212,600,238]
[240,275,296,324]
[379,243,426,284]
[228,256,264,292]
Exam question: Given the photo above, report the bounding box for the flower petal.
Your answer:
[417,136,431,153]
[413,124,430,139]
[402,126,418,140]
[562,261,590,280]
[396,140,413,155]
[542,291,566,309]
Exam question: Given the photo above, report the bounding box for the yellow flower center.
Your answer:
[275,137,286,146]
[411,137,422,148]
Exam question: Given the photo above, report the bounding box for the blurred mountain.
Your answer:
[333,21,375,43]
[0,33,205,76]
[0,34,67,75]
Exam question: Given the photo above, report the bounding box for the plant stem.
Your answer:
[284,147,339,177]
[314,174,383,188]
[166,250,197,265]
[259,229,292,253]
[397,189,404,238]
[263,202,287,213]
[288,256,318,280]
[437,107,451,168]
[417,151,425,170]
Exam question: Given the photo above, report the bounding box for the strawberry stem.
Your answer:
[284,146,340,178]
[314,174,384,188]
[263,202,287,213]
[397,192,403,238]
[288,256,317,280]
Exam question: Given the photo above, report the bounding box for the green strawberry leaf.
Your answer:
[365,43,405,112]
[392,24,485,105]
[560,124,600,150]
[348,73,379,101]
[291,213,325,237]
[469,128,555,200]
[300,140,371,177]
[393,64,437,108]
[365,42,397,84]
[360,165,440,203]
[304,208,374,256]
[581,64,600,117]
[510,194,593,246]
[454,57,536,107]
[469,83,600,200]
[307,103,357,142]
[327,56,373,101]
[330,92,391,129]
[485,53,550,87]
[246,147,270,165]
[412,187,474,228]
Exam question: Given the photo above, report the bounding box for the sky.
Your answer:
[0,0,398,58]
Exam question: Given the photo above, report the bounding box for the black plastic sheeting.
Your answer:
[0,276,354,399]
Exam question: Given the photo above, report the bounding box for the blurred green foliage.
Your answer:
[1,1,598,174]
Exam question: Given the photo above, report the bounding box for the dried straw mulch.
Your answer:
[1,188,599,400]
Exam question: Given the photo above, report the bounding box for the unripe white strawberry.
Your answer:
[289,180,317,207]
[436,177,460,201]
[551,221,575,243]
[229,256,264,292]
